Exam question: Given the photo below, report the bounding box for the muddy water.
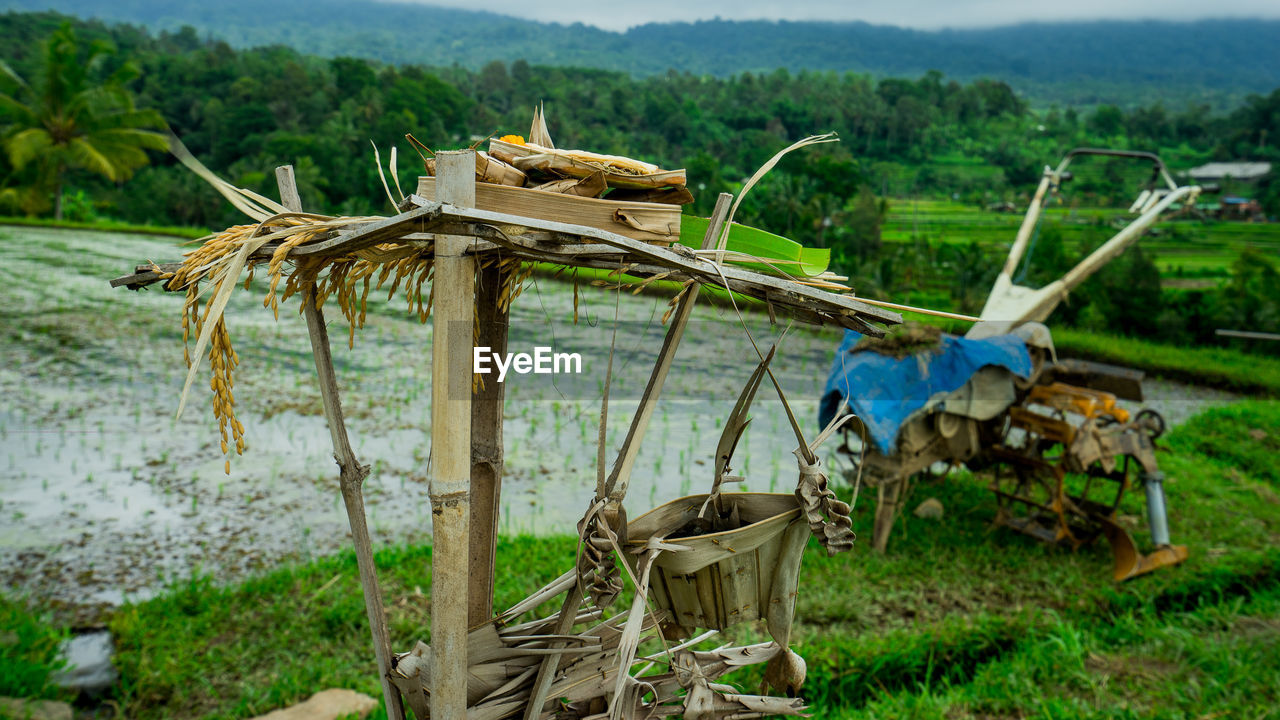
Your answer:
[0,227,1240,621]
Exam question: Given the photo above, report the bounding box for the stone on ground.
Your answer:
[250,689,378,720]
[51,631,117,696]
[0,697,73,720]
[914,497,944,519]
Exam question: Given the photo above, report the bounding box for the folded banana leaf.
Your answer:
[680,215,831,278]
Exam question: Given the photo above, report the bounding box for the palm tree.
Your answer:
[0,24,168,220]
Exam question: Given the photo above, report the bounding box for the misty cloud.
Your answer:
[385,0,1280,31]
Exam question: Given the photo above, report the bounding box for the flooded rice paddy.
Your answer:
[0,226,1239,622]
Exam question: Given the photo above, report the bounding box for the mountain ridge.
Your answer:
[3,0,1278,107]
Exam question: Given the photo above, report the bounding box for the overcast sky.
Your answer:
[392,0,1280,31]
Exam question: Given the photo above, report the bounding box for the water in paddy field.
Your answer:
[0,226,1240,621]
[0,226,844,619]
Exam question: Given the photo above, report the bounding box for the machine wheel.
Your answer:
[990,440,1074,546]
[1135,408,1166,440]
[990,419,1133,551]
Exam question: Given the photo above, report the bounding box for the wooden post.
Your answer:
[470,262,508,625]
[430,150,476,718]
[872,478,903,553]
[276,166,405,720]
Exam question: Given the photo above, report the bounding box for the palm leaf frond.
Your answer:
[6,127,54,169]
[67,136,118,180]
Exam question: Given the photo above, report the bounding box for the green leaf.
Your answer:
[680,214,830,277]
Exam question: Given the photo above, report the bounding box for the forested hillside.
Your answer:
[5,11,1278,223]
[2,12,1279,351]
[4,0,1280,107]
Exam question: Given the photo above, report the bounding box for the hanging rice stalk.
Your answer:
[158,153,531,473]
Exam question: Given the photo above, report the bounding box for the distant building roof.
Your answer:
[1187,161,1272,181]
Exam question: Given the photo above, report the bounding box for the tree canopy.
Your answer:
[0,22,168,218]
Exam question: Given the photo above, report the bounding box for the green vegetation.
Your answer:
[0,214,206,238]
[2,11,1279,231]
[868,197,1280,358]
[1052,327,1280,393]
[1167,402,1280,484]
[5,3,1280,107]
[1,12,1278,357]
[0,596,69,701]
[108,540,572,719]
[0,23,168,219]
[101,401,1280,719]
[881,198,1280,283]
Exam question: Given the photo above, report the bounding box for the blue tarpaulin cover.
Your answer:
[818,330,1033,453]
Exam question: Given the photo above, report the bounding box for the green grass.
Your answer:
[1051,327,1280,394]
[0,596,70,702]
[882,199,1280,281]
[1165,402,1280,484]
[0,215,209,240]
[844,587,1280,719]
[108,538,577,720]
[94,401,1280,719]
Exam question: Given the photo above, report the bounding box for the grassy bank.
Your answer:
[1052,326,1280,394]
[0,597,70,702]
[0,215,208,240]
[43,399,1269,719]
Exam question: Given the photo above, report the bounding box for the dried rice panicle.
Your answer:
[173,222,273,474]
[263,227,320,320]
[494,257,533,314]
[170,212,539,467]
[661,279,698,325]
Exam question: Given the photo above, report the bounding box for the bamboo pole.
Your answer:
[430,150,476,718]
[275,165,404,720]
[470,260,509,625]
[1217,329,1280,341]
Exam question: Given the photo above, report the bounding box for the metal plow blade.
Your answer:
[1099,516,1189,582]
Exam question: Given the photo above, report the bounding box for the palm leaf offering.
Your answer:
[413,103,690,199]
[489,136,688,191]
[680,215,832,278]
[410,103,690,242]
